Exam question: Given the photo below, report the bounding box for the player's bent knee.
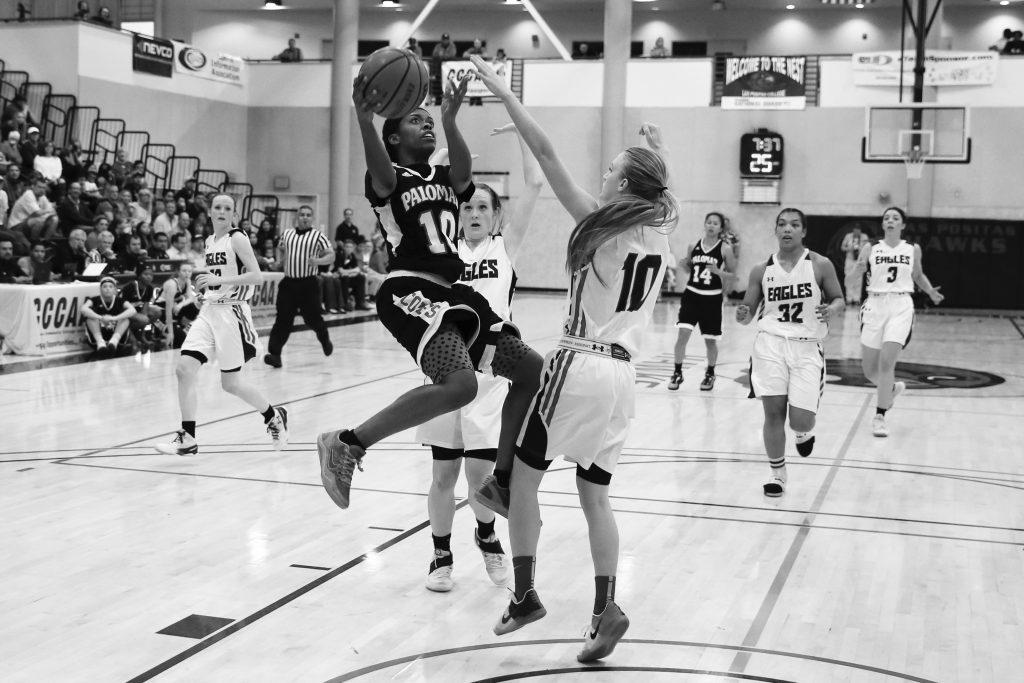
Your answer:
[437,368,478,409]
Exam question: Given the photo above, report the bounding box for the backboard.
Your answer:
[862,104,970,164]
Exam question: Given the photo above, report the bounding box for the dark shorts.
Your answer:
[676,289,724,338]
[376,274,519,372]
[430,446,498,462]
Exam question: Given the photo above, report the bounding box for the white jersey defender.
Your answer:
[418,234,516,451]
[520,226,672,476]
[181,228,261,369]
[751,249,827,413]
[861,239,916,349]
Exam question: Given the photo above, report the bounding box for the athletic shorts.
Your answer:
[749,331,825,414]
[376,272,518,373]
[518,346,635,480]
[181,302,260,371]
[417,372,509,451]
[676,288,724,338]
[860,294,914,349]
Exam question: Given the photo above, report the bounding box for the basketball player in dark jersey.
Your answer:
[668,212,736,391]
[316,75,543,512]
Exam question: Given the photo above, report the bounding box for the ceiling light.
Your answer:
[855,2,864,7]
[379,0,399,6]
[820,0,874,5]
[261,0,284,9]
[503,0,522,4]
[1000,0,1009,5]
[786,3,795,7]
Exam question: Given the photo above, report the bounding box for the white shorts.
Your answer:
[860,294,914,349]
[518,347,635,477]
[181,302,260,371]
[417,373,509,451]
[750,332,824,414]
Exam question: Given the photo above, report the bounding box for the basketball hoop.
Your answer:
[903,148,927,180]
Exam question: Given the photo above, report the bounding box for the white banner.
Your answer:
[852,51,997,86]
[441,59,512,99]
[173,41,247,86]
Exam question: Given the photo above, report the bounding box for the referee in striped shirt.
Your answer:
[264,205,335,368]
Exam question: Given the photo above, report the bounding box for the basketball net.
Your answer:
[903,148,926,180]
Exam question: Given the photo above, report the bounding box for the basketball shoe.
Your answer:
[425,550,454,592]
[763,475,786,497]
[577,601,630,663]
[667,370,682,390]
[475,531,510,585]
[317,429,365,509]
[475,475,510,518]
[154,430,198,455]
[872,414,889,437]
[699,371,715,391]
[795,432,815,457]
[494,588,546,635]
[266,407,289,450]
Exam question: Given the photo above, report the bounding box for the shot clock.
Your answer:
[739,130,784,178]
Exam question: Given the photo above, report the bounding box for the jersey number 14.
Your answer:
[616,253,663,312]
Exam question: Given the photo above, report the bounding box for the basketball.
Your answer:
[357,47,429,120]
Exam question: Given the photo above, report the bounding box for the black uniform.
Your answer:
[676,239,726,338]
[367,164,516,369]
[85,294,131,345]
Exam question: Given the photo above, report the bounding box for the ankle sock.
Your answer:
[673,363,682,373]
[181,421,196,438]
[876,407,888,417]
[476,518,495,540]
[261,406,275,423]
[512,555,535,600]
[593,575,616,615]
[706,365,715,376]
[432,533,451,553]
[338,429,366,450]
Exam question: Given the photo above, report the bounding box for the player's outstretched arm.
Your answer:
[736,264,765,325]
[813,253,845,322]
[441,75,473,195]
[491,124,543,261]
[353,76,397,199]
[469,55,597,223]
[911,243,944,305]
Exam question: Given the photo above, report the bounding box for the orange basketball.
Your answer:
[358,47,429,120]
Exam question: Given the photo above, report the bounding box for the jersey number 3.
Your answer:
[616,253,663,312]
[419,210,457,255]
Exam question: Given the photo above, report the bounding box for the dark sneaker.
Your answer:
[475,474,510,518]
[321,337,334,357]
[154,430,198,456]
[795,434,815,457]
[667,371,682,391]
[317,430,365,509]
[263,353,282,368]
[494,589,547,635]
[763,476,786,497]
[699,373,715,391]
[266,407,289,450]
[577,601,630,663]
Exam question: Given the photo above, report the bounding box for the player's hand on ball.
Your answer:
[736,303,751,323]
[469,55,510,98]
[351,76,381,119]
[928,286,944,305]
[194,273,220,291]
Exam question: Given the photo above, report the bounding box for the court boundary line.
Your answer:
[729,393,872,674]
[1010,317,1024,340]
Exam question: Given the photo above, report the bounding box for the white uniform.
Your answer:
[417,235,515,453]
[519,226,672,477]
[750,249,826,413]
[860,239,915,349]
[181,229,261,370]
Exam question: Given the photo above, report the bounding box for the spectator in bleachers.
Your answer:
[89,229,117,266]
[8,175,56,243]
[147,231,170,259]
[115,234,147,274]
[407,38,423,58]
[187,234,206,268]
[129,187,154,225]
[153,262,199,348]
[0,177,7,226]
[152,201,177,236]
[122,262,158,351]
[574,43,596,59]
[174,179,196,203]
[334,207,364,243]
[116,189,134,222]
[135,221,155,250]
[358,240,385,299]
[90,5,114,28]
[2,164,24,208]
[124,162,146,195]
[84,229,99,253]
[433,33,457,59]
[463,38,487,58]
[166,232,189,260]
[275,38,303,63]
[176,212,194,239]
[82,276,133,355]
[0,131,22,173]
[0,238,30,283]
[650,37,670,58]
[1,96,34,138]
[110,149,132,187]
[19,241,55,284]
[19,127,41,175]
[191,212,209,237]
[187,193,208,223]
[1005,31,1024,55]
[257,218,277,244]
[52,227,89,279]
[33,142,63,183]
[75,1,90,20]
[82,166,101,198]
[259,237,279,271]
[335,238,370,311]
[152,197,166,220]
[57,181,93,235]
[60,140,87,183]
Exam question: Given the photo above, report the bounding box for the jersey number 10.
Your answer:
[419,210,458,255]
[616,253,662,312]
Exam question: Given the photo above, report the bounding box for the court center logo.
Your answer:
[823,358,1004,390]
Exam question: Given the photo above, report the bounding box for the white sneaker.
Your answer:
[475,532,510,586]
[155,430,198,455]
[426,551,454,592]
[872,414,889,437]
[763,476,786,497]
[266,407,289,450]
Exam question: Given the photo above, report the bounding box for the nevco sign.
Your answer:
[132,34,175,78]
